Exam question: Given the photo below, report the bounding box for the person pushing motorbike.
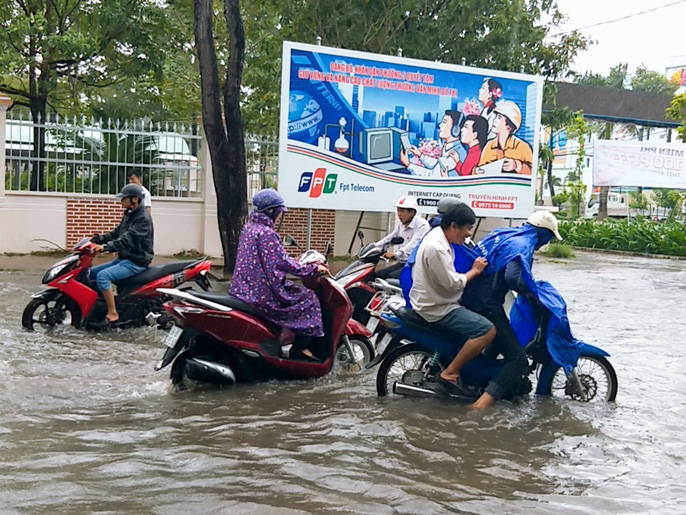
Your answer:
[460,210,563,408]
[91,184,154,326]
[372,196,429,279]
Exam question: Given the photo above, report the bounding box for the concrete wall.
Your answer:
[0,193,67,253]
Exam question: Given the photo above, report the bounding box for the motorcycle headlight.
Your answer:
[43,264,67,284]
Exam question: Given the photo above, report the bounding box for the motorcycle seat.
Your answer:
[188,291,263,319]
[117,259,204,289]
[391,306,453,340]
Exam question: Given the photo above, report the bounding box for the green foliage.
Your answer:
[559,219,686,256]
[540,242,575,258]
[631,66,679,96]
[628,190,648,212]
[666,91,686,142]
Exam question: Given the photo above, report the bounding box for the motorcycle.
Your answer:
[22,238,213,331]
[154,242,374,389]
[375,282,618,403]
[333,230,404,324]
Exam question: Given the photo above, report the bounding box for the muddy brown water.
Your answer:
[0,251,684,513]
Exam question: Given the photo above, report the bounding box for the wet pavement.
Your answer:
[0,251,685,513]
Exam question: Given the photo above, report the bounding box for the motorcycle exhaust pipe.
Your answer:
[185,358,236,386]
[392,381,439,398]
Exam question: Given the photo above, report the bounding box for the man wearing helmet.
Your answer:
[230,189,328,361]
[460,210,562,408]
[373,195,430,279]
[91,184,154,325]
[478,101,533,175]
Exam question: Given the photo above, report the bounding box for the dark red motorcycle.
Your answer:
[22,238,213,331]
[154,247,374,389]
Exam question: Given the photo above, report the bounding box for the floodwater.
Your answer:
[1,251,684,514]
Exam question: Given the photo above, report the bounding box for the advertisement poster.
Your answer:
[279,42,543,217]
[593,139,686,189]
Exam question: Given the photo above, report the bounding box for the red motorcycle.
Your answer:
[154,247,374,388]
[22,238,213,331]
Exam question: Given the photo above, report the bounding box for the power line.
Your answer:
[547,0,686,38]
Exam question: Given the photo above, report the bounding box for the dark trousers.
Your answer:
[375,262,404,280]
[480,308,528,400]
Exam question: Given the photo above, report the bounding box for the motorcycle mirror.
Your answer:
[283,234,297,247]
[390,236,404,245]
[325,242,333,259]
[357,230,365,243]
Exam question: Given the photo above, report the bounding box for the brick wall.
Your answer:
[278,208,335,256]
[65,200,335,257]
[66,198,122,247]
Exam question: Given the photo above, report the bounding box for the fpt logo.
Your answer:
[298,168,338,198]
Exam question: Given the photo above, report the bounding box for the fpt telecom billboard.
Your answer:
[278,42,543,217]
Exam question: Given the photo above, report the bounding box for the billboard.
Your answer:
[593,139,686,189]
[278,42,543,217]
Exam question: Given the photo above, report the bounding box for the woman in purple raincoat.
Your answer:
[230,189,327,360]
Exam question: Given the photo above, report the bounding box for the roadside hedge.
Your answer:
[558,219,686,257]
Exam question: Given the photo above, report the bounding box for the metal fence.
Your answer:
[4,111,280,200]
[5,111,203,197]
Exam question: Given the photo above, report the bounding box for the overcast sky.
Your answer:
[552,0,686,76]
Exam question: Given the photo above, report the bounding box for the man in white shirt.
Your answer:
[128,172,152,214]
[373,196,430,279]
[410,203,497,409]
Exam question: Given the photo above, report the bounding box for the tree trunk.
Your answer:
[222,0,248,273]
[546,156,555,201]
[597,123,613,220]
[193,0,248,274]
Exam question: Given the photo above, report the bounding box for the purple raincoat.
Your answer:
[229,211,324,336]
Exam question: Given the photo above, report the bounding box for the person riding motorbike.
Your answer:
[229,189,328,361]
[407,203,497,406]
[372,196,429,279]
[459,210,563,408]
[91,183,154,325]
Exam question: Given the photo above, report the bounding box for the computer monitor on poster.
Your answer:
[360,128,393,165]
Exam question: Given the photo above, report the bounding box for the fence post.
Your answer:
[198,123,223,258]
[0,93,13,197]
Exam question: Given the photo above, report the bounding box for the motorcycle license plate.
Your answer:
[366,316,379,333]
[376,332,393,354]
[164,325,183,348]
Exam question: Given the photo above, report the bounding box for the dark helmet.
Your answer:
[437,197,462,214]
[252,189,288,213]
[116,183,144,200]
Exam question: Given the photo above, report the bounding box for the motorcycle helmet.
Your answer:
[394,195,419,211]
[437,197,462,214]
[115,183,145,200]
[253,189,288,213]
[527,211,562,240]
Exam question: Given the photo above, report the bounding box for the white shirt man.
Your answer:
[374,213,430,263]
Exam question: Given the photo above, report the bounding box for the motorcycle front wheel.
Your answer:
[333,337,374,374]
[376,343,443,396]
[22,294,81,332]
[541,355,618,402]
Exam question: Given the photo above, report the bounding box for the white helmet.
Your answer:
[527,211,562,240]
[395,195,419,211]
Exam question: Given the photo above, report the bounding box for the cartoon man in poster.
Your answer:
[398,110,466,177]
[478,101,533,175]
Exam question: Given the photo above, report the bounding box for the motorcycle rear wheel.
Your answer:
[376,343,443,396]
[542,355,618,402]
[22,295,81,332]
[333,337,374,374]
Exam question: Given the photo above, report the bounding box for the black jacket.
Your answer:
[96,206,154,268]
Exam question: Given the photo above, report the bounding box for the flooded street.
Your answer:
[1,251,685,514]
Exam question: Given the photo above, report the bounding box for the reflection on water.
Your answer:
[1,252,685,513]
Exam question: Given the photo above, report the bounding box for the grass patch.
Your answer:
[173,249,205,259]
[541,242,575,258]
